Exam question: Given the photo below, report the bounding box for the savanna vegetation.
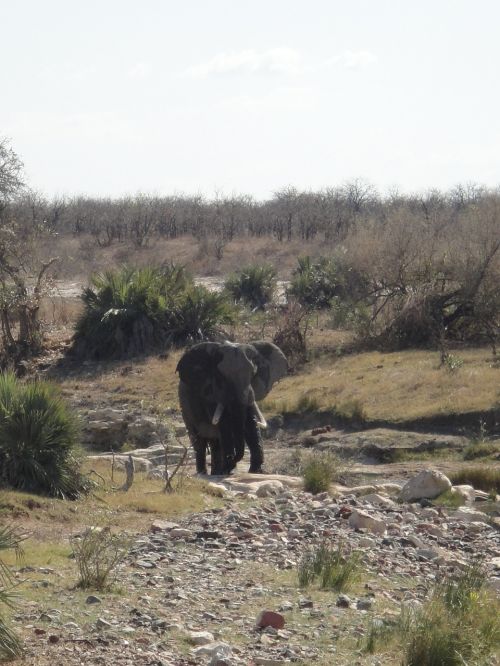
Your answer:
[0,136,499,665]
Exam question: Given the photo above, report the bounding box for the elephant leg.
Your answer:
[218,416,237,474]
[245,407,264,473]
[193,437,208,474]
[209,439,223,475]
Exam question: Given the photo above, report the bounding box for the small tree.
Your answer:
[0,139,58,365]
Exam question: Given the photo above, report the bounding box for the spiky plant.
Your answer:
[170,286,234,343]
[225,264,277,310]
[73,264,232,358]
[0,373,85,498]
[0,525,25,660]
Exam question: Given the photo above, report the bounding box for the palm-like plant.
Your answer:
[225,264,277,310]
[0,373,84,498]
[0,525,25,660]
[170,286,234,342]
[73,264,233,358]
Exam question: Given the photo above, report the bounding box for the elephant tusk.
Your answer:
[212,402,224,425]
[254,403,267,429]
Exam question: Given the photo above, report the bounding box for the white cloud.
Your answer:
[38,63,96,82]
[183,48,377,78]
[183,48,302,78]
[128,62,152,80]
[324,50,377,69]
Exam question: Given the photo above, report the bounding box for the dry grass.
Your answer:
[56,344,500,428]
[262,348,500,424]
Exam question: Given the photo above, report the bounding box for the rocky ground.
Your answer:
[9,462,500,666]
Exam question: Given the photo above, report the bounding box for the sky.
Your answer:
[1,0,499,199]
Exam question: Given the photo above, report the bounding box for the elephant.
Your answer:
[176,340,288,475]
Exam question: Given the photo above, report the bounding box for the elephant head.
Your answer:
[176,340,287,474]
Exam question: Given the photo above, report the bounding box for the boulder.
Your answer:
[348,509,386,535]
[399,469,451,502]
[450,485,475,503]
[255,610,285,630]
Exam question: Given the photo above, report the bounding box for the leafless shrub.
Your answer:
[272,300,310,368]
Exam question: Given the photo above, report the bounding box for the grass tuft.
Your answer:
[302,451,342,494]
[298,542,361,591]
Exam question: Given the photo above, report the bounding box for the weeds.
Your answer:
[450,467,500,494]
[365,563,500,665]
[302,451,341,494]
[298,542,361,591]
[71,527,131,591]
[441,353,464,372]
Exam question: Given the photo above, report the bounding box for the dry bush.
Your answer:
[272,300,310,367]
[71,527,131,590]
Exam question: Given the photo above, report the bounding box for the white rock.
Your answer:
[169,528,192,539]
[399,469,452,502]
[360,493,398,509]
[192,642,231,659]
[451,506,489,523]
[189,630,215,645]
[255,480,285,497]
[451,485,475,503]
[348,509,387,535]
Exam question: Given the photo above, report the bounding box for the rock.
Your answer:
[336,594,351,608]
[360,493,398,509]
[451,507,488,523]
[356,598,374,611]
[150,520,179,533]
[169,528,192,539]
[348,509,386,535]
[86,454,152,473]
[399,469,452,502]
[192,642,231,660]
[298,598,313,609]
[96,618,112,630]
[256,610,285,630]
[255,480,285,497]
[415,548,439,560]
[189,630,215,645]
[451,485,475,503]
[85,595,101,604]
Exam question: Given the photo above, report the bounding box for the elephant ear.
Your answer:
[247,341,288,401]
[176,342,221,394]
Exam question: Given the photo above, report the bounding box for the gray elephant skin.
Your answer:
[176,341,288,475]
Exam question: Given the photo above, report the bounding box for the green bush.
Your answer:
[301,451,341,494]
[169,286,234,342]
[225,264,277,310]
[0,373,86,498]
[0,525,24,660]
[298,542,361,591]
[288,256,366,311]
[73,264,234,359]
